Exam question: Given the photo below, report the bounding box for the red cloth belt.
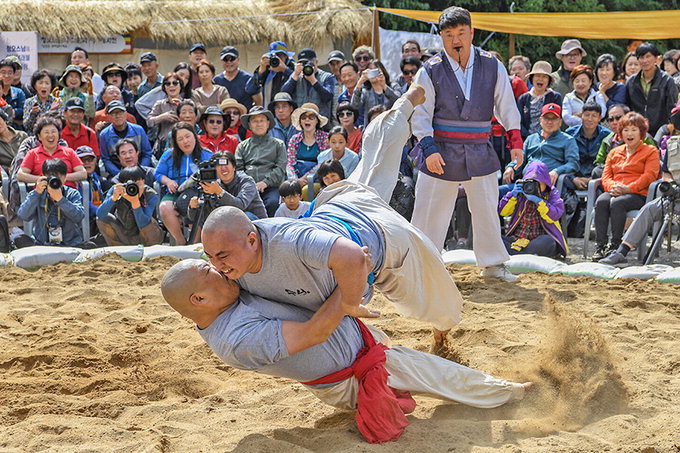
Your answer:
[300,319,416,443]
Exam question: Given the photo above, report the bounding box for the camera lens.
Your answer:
[269,56,280,68]
[47,176,62,190]
[522,179,539,196]
[124,181,139,197]
[303,63,314,76]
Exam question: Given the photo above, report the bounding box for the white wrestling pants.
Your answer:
[306,326,524,410]
[315,97,463,331]
[412,172,510,268]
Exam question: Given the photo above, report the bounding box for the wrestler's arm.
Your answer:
[492,59,524,167]
[328,238,374,318]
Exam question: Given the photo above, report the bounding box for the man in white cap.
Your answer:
[551,39,587,97]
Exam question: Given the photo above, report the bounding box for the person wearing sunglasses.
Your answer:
[392,56,422,96]
[213,46,261,112]
[335,102,362,153]
[351,45,374,72]
[198,105,237,154]
[147,72,186,157]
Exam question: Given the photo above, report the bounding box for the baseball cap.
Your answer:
[541,103,562,118]
[5,55,21,71]
[140,52,157,63]
[190,43,206,53]
[220,46,239,60]
[64,97,85,111]
[327,50,345,63]
[298,48,317,62]
[75,146,96,159]
[106,100,126,113]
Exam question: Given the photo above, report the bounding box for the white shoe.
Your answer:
[480,265,518,282]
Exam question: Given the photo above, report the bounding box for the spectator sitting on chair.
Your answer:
[90,85,137,132]
[314,126,359,177]
[186,151,267,240]
[592,112,660,260]
[335,102,362,154]
[110,138,156,187]
[17,116,87,189]
[562,65,607,128]
[97,165,163,246]
[198,105,238,154]
[274,179,310,218]
[234,106,287,217]
[565,101,611,190]
[315,158,345,190]
[517,61,563,140]
[22,69,62,134]
[499,161,568,258]
[16,158,85,247]
[268,92,298,148]
[600,148,678,266]
[61,97,99,157]
[155,122,213,245]
[286,103,329,186]
[98,100,152,178]
[500,103,579,197]
[0,109,27,174]
[75,145,105,235]
[57,64,95,120]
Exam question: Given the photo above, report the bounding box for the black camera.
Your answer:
[124,181,139,197]
[269,55,280,68]
[658,181,680,199]
[302,62,314,77]
[521,179,540,197]
[46,176,62,190]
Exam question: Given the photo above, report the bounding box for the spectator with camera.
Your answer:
[110,138,155,187]
[155,122,213,245]
[253,41,295,108]
[97,165,163,246]
[17,116,86,188]
[600,147,679,265]
[198,106,238,154]
[234,106,287,217]
[268,92,298,148]
[351,60,399,127]
[99,100,152,177]
[498,160,567,257]
[186,151,266,238]
[281,48,336,123]
[592,112,660,260]
[16,158,85,247]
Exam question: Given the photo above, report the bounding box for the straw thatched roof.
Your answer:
[0,0,371,46]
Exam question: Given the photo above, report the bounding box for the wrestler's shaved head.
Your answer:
[161,259,205,318]
[202,207,262,279]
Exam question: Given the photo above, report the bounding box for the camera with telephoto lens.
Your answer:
[269,55,280,68]
[124,181,139,197]
[302,62,314,77]
[46,176,62,190]
[658,181,680,200]
[520,179,540,197]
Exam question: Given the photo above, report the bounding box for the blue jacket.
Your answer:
[565,124,612,177]
[17,185,85,246]
[268,119,298,148]
[97,185,158,230]
[154,149,213,187]
[99,123,153,176]
[2,86,26,127]
[281,69,336,120]
[516,90,562,140]
[522,130,580,176]
[79,172,105,218]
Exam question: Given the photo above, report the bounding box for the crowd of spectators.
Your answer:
[0,36,677,266]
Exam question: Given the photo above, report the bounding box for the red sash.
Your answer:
[301,319,416,443]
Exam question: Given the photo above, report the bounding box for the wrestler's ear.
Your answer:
[189,292,208,307]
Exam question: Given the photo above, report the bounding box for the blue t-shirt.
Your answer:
[237,199,385,312]
[213,69,258,110]
[198,291,363,383]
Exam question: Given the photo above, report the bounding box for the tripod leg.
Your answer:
[187,204,206,244]
[643,217,670,265]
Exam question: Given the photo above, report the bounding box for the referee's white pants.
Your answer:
[412,172,510,268]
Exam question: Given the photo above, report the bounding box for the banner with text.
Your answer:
[38,35,132,54]
[0,32,39,86]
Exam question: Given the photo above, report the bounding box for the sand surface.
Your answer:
[1,255,679,452]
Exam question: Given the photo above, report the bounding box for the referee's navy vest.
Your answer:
[424,47,497,144]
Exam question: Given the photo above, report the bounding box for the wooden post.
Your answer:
[509,34,516,58]
[372,7,381,60]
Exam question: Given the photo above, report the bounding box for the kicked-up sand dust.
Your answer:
[1,256,679,452]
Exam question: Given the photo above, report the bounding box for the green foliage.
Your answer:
[364,0,680,69]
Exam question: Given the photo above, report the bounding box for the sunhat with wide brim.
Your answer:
[199,105,230,127]
[527,61,556,84]
[241,106,275,131]
[291,103,328,130]
[219,98,247,116]
[59,65,87,87]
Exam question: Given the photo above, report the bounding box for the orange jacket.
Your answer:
[602,143,660,196]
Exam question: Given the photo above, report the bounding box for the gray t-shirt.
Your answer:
[198,291,363,383]
[274,201,311,219]
[237,199,385,312]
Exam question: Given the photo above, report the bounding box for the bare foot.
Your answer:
[404,83,425,107]
[430,328,450,357]
[512,382,535,401]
